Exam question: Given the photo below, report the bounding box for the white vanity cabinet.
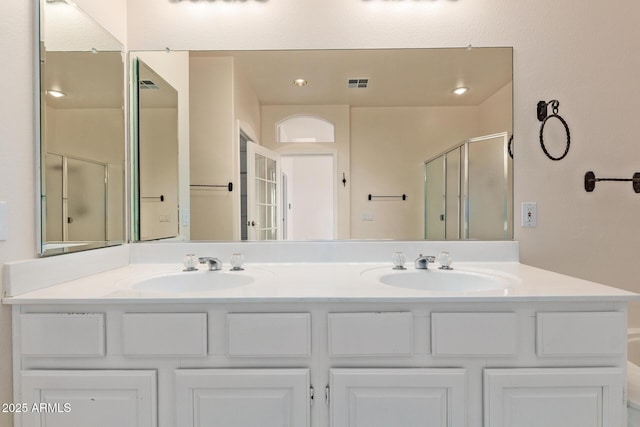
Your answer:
[11,300,629,427]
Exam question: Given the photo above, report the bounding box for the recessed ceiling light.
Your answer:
[453,87,468,95]
[293,79,308,87]
[47,90,66,98]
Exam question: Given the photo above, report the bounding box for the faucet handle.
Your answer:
[183,254,198,271]
[437,251,453,270]
[392,251,407,270]
[199,257,223,271]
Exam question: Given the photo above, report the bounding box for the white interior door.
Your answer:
[281,154,335,240]
[246,141,281,240]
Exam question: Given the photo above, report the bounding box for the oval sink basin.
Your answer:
[376,269,516,292]
[131,271,254,293]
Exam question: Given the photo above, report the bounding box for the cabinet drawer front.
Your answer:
[21,313,105,357]
[431,312,518,357]
[227,313,311,357]
[328,312,413,356]
[536,312,625,357]
[122,313,207,356]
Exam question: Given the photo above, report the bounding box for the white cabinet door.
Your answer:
[20,370,157,427]
[330,368,466,427]
[175,369,310,427]
[484,368,624,427]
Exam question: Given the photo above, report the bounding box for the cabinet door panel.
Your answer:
[20,370,156,427]
[176,369,310,427]
[330,368,466,427]
[484,368,624,427]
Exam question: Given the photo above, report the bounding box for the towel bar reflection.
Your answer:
[584,171,640,193]
[190,183,233,192]
[368,194,407,201]
[141,195,164,202]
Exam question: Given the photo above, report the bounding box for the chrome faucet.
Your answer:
[199,257,223,271]
[414,254,436,270]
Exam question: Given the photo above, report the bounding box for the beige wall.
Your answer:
[234,68,262,144]
[189,56,236,240]
[139,108,179,240]
[479,82,513,136]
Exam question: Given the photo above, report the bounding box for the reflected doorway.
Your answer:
[281,154,335,240]
[243,140,281,240]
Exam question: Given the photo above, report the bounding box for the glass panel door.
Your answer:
[424,156,445,240]
[444,148,461,239]
[466,133,509,240]
[246,141,281,240]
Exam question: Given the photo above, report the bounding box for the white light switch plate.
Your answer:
[0,201,7,240]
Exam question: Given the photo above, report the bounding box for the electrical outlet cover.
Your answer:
[521,202,537,227]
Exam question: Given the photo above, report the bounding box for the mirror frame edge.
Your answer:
[34,0,43,255]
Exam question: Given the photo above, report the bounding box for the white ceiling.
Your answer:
[44,47,512,110]
[44,51,124,109]
[192,47,513,108]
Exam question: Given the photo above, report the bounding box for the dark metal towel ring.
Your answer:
[537,100,571,161]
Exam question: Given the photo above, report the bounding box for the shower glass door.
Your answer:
[66,157,107,241]
[424,132,511,240]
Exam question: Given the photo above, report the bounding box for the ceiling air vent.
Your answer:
[139,80,159,90]
[348,78,369,89]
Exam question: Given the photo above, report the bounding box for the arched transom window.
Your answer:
[276,115,335,143]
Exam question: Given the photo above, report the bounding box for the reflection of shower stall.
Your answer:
[44,153,107,242]
[424,132,512,240]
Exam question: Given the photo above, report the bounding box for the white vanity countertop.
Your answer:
[3,262,638,304]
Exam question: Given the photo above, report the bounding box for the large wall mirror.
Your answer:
[132,47,512,242]
[37,0,126,255]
